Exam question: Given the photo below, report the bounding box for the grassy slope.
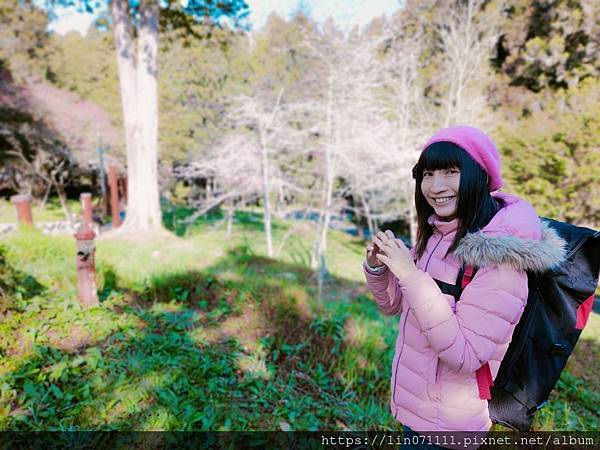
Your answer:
[0,207,598,431]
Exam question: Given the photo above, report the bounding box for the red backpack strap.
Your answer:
[461,265,493,400]
[460,265,476,289]
[476,363,494,400]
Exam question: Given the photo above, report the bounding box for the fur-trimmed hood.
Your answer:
[453,221,567,273]
[433,192,568,273]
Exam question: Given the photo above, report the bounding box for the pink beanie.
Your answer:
[422,125,503,192]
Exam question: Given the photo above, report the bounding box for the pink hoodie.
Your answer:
[364,192,564,437]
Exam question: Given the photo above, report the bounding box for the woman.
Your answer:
[363,125,564,447]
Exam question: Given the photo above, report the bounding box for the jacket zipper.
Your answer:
[391,231,445,406]
[424,232,445,272]
[391,312,408,407]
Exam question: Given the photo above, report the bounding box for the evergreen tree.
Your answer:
[496,78,600,227]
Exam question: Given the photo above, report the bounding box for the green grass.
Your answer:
[0,203,598,431]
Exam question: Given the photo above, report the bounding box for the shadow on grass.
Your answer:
[98,266,118,302]
[0,244,46,311]
[0,244,390,432]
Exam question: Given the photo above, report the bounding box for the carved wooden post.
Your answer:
[74,222,99,307]
[80,192,93,224]
[107,165,121,228]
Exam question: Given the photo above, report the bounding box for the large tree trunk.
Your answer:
[111,0,137,214]
[111,0,162,232]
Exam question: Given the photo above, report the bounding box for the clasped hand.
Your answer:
[366,230,418,284]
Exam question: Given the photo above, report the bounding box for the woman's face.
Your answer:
[421,167,461,220]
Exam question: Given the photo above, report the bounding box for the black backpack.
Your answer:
[436,218,600,431]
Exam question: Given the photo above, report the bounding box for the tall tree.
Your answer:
[496,78,600,228]
[47,0,249,232]
[301,21,389,275]
[158,24,238,165]
[377,13,432,244]
[222,13,313,256]
[433,0,501,128]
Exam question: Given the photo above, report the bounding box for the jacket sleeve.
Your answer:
[400,264,528,373]
[363,262,403,316]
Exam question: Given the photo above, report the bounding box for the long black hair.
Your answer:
[412,141,500,259]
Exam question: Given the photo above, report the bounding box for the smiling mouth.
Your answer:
[432,196,456,205]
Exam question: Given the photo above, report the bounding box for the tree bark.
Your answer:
[54,181,73,228]
[112,0,162,232]
[226,198,234,238]
[111,0,137,200]
[206,178,212,200]
[258,87,284,258]
[275,183,285,215]
[260,131,273,257]
[40,182,52,209]
[360,193,374,237]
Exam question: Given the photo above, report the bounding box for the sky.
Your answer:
[43,0,402,36]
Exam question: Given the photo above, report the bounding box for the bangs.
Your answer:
[416,141,464,174]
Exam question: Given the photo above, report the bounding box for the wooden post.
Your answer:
[107,165,121,228]
[11,194,33,227]
[80,192,93,224]
[74,222,99,307]
[102,174,110,216]
[123,174,128,204]
[118,175,128,205]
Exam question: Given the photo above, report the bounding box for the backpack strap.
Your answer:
[460,265,476,289]
[459,265,494,400]
[476,362,494,400]
[432,279,463,299]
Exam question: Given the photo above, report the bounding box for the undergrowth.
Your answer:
[0,207,597,431]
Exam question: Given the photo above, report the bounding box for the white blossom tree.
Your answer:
[298,22,410,278]
[180,88,305,256]
[434,0,502,128]
[376,18,433,244]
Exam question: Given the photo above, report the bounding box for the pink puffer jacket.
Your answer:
[364,192,566,434]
